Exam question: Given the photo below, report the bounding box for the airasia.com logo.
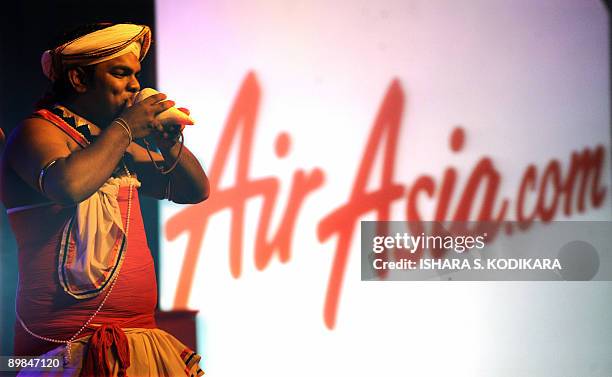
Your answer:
[165,72,607,329]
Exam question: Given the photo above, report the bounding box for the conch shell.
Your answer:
[134,88,195,126]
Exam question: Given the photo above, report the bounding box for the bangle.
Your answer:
[38,159,58,194]
[112,118,132,144]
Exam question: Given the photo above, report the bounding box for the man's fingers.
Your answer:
[142,92,167,104]
[154,100,176,114]
[177,107,190,115]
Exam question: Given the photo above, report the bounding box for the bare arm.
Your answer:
[7,93,175,204]
[8,118,130,204]
[158,140,209,203]
[129,138,209,204]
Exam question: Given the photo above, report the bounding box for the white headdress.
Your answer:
[41,23,151,82]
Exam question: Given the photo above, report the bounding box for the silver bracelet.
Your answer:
[112,118,132,144]
[38,159,58,194]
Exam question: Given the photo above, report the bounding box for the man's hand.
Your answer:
[152,107,189,150]
[119,92,176,139]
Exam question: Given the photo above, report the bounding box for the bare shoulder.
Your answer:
[9,116,73,146]
[1,117,75,207]
[4,117,75,189]
[6,117,75,160]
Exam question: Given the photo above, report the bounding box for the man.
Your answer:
[0,23,207,376]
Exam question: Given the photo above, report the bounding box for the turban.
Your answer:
[41,24,151,82]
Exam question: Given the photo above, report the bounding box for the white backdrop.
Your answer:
[155,1,611,376]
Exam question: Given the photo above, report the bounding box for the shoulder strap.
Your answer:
[32,109,90,148]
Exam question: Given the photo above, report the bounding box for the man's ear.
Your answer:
[67,67,90,93]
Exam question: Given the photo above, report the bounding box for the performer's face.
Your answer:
[86,53,141,125]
